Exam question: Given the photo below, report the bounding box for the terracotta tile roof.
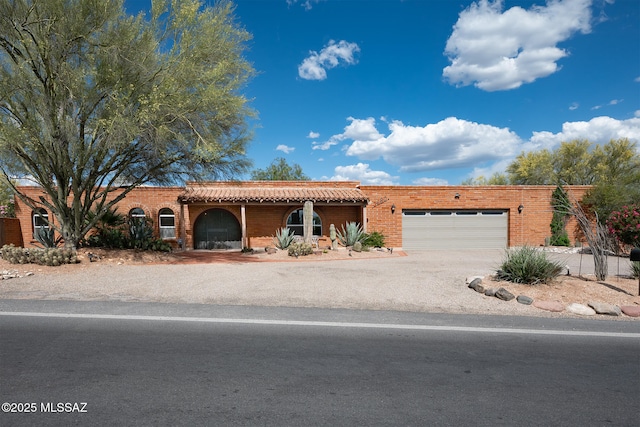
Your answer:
[179,185,369,204]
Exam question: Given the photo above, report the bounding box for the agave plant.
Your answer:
[273,227,295,249]
[336,222,366,247]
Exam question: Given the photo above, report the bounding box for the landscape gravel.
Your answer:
[0,248,638,319]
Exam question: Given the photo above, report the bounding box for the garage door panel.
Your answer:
[402,210,507,250]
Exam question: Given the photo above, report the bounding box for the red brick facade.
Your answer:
[12,183,590,250]
[0,218,24,247]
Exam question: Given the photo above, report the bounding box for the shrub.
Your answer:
[549,186,571,247]
[607,204,640,248]
[362,231,385,248]
[496,246,564,285]
[35,227,62,248]
[336,222,365,247]
[273,227,295,249]
[1,244,77,266]
[287,242,313,257]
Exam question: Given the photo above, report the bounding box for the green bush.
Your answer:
[287,242,313,257]
[362,231,385,248]
[336,222,365,247]
[496,246,564,285]
[1,244,77,266]
[273,227,295,249]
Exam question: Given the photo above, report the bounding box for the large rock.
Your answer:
[588,302,621,316]
[484,288,498,297]
[566,303,596,316]
[495,288,515,301]
[516,295,533,305]
[468,278,485,293]
[621,306,640,317]
[533,300,564,312]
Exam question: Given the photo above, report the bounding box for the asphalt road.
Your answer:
[1,301,638,426]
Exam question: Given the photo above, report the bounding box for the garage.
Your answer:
[402,210,508,250]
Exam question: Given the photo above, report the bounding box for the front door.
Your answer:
[193,209,242,249]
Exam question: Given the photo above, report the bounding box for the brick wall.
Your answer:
[13,184,590,250]
[361,185,590,248]
[0,218,24,247]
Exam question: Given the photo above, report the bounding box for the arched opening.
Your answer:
[32,208,49,239]
[158,208,176,239]
[193,208,241,249]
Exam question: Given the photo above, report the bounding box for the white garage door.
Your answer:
[402,210,508,250]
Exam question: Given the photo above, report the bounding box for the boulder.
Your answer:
[484,288,498,297]
[495,288,515,301]
[466,276,483,285]
[566,303,596,316]
[588,302,621,316]
[266,247,277,255]
[516,295,534,305]
[533,300,564,312]
[620,306,640,317]
[468,278,484,293]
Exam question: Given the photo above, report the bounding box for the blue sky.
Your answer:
[129,0,640,185]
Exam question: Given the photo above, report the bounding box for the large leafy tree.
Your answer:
[0,0,255,248]
[250,157,310,181]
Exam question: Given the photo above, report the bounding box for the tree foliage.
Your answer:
[250,157,310,181]
[461,172,509,185]
[0,0,255,248]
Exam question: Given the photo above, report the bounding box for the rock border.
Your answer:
[465,276,639,318]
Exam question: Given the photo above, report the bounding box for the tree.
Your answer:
[461,172,509,185]
[250,157,310,181]
[0,0,255,248]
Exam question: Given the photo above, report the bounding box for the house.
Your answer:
[6,182,590,250]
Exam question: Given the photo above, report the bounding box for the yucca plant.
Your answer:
[273,227,295,249]
[496,246,564,285]
[336,222,366,247]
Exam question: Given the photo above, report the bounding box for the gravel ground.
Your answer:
[2,249,637,319]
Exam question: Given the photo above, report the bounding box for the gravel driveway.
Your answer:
[3,249,629,318]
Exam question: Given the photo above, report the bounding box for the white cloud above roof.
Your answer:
[330,163,399,185]
[298,40,360,81]
[443,0,593,91]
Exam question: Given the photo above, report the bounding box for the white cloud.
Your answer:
[287,0,323,11]
[341,116,521,172]
[569,102,579,111]
[323,114,639,179]
[330,163,399,185]
[298,40,360,81]
[526,116,640,151]
[443,0,593,91]
[591,99,624,110]
[307,131,320,139]
[412,177,449,186]
[276,144,295,154]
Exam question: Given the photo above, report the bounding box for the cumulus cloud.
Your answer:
[307,131,320,139]
[330,163,399,185]
[340,117,521,172]
[323,114,639,178]
[276,144,295,154]
[526,116,640,151]
[313,117,382,151]
[298,40,360,81]
[443,0,593,91]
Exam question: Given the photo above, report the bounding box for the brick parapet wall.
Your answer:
[13,184,590,250]
[361,185,590,248]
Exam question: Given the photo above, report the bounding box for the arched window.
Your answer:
[129,207,145,219]
[286,208,321,236]
[32,208,48,239]
[158,208,176,239]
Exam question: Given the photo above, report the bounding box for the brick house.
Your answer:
[10,182,590,250]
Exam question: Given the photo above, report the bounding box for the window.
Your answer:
[32,208,49,239]
[158,208,176,239]
[286,208,321,236]
[129,207,145,219]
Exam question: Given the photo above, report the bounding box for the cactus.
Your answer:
[274,227,296,249]
[336,222,366,247]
